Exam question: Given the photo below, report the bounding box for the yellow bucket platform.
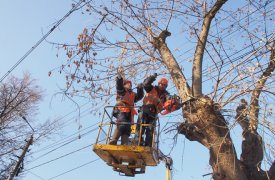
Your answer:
[93,144,159,176]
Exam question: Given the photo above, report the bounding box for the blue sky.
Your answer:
[0,1,255,180]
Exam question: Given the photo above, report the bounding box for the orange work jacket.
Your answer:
[116,91,137,122]
[143,88,163,113]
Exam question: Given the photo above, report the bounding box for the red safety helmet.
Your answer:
[123,80,132,86]
[158,77,168,86]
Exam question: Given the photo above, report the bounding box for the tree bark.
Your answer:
[181,96,247,180]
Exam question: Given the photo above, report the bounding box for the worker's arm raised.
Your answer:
[143,73,157,92]
[116,75,125,95]
[134,83,144,102]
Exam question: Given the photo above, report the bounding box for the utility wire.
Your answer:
[0,0,84,83]
[4,101,92,143]
[24,143,93,171]
[30,106,100,155]
[28,171,47,180]
[47,158,100,180]
[23,139,104,172]
[29,126,98,162]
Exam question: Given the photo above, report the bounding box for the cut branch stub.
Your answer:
[235,99,249,131]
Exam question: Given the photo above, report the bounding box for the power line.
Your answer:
[25,143,93,171]
[1,2,270,180]
[23,139,104,173]
[24,99,109,158]
[30,105,100,154]
[29,126,98,162]
[47,158,100,180]
[28,171,46,180]
[0,0,84,83]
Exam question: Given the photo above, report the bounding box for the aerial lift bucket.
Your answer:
[93,106,160,176]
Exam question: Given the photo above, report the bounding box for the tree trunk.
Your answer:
[179,97,247,180]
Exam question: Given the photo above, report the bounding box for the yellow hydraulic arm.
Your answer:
[166,166,171,180]
[165,158,172,180]
[159,151,173,180]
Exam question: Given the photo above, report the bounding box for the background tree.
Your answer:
[51,0,274,179]
[0,74,56,179]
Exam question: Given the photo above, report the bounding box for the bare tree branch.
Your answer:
[192,0,227,97]
[249,43,275,132]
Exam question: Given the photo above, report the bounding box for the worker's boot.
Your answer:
[109,128,120,145]
[109,140,118,145]
[140,137,145,146]
[121,134,129,145]
[145,128,153,147]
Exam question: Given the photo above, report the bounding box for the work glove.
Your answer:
[117,66,124,79]
[117,74,122,79]
[148,73,157,81]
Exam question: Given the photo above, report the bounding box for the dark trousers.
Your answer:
[109,112,131,145]
[136,107,157,147]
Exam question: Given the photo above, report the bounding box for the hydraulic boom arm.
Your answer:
[159,151,173,180]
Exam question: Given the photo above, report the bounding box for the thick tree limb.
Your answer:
[236,99,264,177]
[192,0,227,97]
[151,30,191,101]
